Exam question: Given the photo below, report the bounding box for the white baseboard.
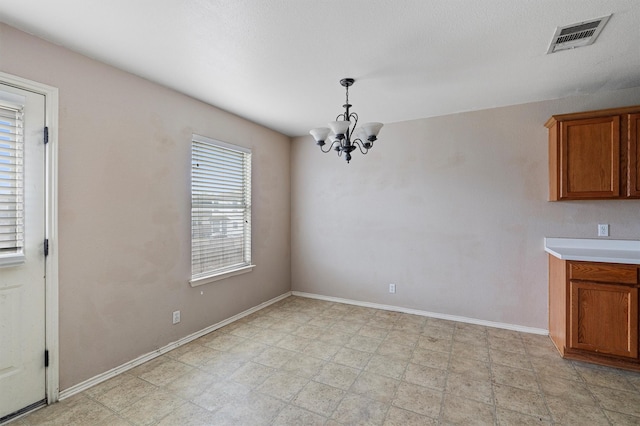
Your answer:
[292,291,549,336]
[59,289,547,401]
[58,291,292,401]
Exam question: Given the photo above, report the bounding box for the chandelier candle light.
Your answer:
[309,78,383,163]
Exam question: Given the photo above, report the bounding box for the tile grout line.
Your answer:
[480,327,499,426]
[437,320,455,424]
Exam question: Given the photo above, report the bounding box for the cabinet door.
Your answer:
[569,280,638,358]
[628,113,640,197]
[560,116,620,199]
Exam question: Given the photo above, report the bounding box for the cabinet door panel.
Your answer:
[569,280,638,358]
[628,113,640,197]
[560,117,620,199]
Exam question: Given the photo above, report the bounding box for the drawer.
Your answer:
[569,262,638,285]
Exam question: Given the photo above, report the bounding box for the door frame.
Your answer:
[0,71,59,405]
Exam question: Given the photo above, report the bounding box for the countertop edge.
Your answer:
[544,238,640,265]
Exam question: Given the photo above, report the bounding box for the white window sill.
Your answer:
[189,264,255,287]
[0,253,25,268]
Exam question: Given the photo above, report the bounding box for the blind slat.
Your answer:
[0,104,23,255]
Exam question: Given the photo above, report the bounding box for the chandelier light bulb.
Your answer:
[309,127,330,145]
[328,120,351,139]
[362,122,384,140]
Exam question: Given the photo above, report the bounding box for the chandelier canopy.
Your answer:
[309,78,383,163]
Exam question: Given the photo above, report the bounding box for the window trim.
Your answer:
[189,134,253,286]
[189,264,255,287]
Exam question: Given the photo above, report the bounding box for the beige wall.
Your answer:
[292,86,640,330]
[3,19,640,392]
[0,23,291,390]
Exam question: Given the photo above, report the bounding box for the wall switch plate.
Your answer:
[389,284,396,294]
[598,224,609,237]
[172,310,181,324]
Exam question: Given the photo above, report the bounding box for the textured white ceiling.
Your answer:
[1,0,639,137]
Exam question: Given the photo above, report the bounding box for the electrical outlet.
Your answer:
[389,283,396,294]
[172,310,181,324]
[597,224,609,237]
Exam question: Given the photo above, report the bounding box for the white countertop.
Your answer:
[544,238,640,265]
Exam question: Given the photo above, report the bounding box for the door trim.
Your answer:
[0,71,59,405]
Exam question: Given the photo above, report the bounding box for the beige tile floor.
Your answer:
[10,296,640,425]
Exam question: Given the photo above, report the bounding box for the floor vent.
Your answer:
[547,14,611,53]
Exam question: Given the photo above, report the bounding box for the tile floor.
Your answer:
[10,296,640,425]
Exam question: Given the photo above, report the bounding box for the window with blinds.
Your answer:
[0,102,24,260]
[191,135,252,284]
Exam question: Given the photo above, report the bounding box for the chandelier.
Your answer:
[309,78,383,163]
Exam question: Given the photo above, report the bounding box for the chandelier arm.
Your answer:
[352,139,370,155]
[319,140,342,153]
[349,113,358,139]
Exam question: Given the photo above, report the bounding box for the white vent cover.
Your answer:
[547,14,611,53]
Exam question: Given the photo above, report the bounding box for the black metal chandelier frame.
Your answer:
[309,78,383,163]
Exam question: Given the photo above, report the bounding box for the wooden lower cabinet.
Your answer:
[569,280,637,358]
[549,256,640,371]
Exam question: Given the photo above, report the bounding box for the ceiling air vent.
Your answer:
[547,14,611,54]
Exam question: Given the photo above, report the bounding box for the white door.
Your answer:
[0,84,47,419]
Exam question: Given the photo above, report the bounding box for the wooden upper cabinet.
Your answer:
[560,117,619,199]
[546,105,640,200]
[628,113,640,197]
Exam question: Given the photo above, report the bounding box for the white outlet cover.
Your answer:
[597,224,609,237]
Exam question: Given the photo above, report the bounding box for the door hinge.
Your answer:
[44,239,49,257]
[44,126,49,144]
[44,350,49,368]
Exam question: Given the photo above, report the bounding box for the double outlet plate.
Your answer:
[598,224,609,237]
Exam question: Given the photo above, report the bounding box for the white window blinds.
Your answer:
[0,102,24,256]
[191,135,251,281]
